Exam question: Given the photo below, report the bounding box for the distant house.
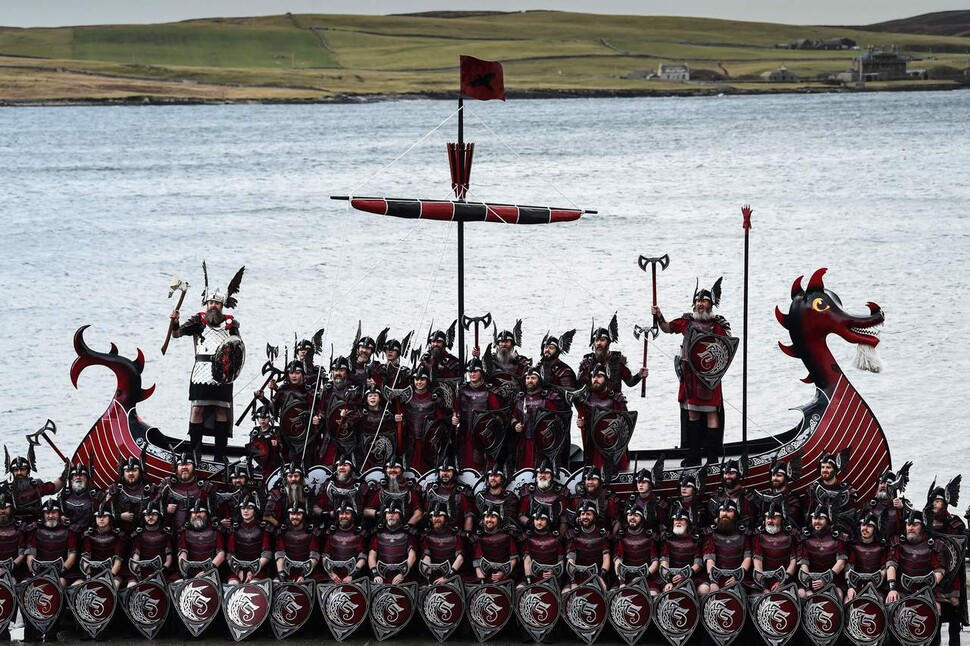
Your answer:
[853,47,907,81]
[761,65,799,82]
[657,64,690,81]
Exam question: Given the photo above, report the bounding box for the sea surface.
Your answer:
[1,91,968,499]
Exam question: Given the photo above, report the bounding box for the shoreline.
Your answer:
[2,82,966,107]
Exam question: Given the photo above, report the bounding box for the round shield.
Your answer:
[515,582,560,633]
[71,578,116,624]
[320,582,369,640]
[279,401,310,441]
[685,331,738,390]
[802,592,844,643]
[21,578,61,623]
[608,586,652,634]
[370,583,415,640]
[471,411,505,454]
[211,337,246,384]
[751,590,800,641]
[562,585,609,644]
[420,580,465,641]
[889,595,938,646]
[224,583,270,638]
[467,584,513,632]
[271,582,314,640]
[655,588,699,641]
[590,410,634,455]
[702,589,746,639]
[844,595,887,645]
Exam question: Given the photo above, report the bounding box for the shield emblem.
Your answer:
[65,571,117,638]
[424,418,453,467]
[608,582,653,646]
[212,336,246,384]
[317,579,369,641]
[701,584,747,646]
[562,582,609,645]
[748,583,800,646]
[170,569,222,637]
[802,586,844,646]
[418,575,465,642]
[470,409,509,456]
[533,410,569,460]
[279,398,311,442]
[369,582,416,640]
[0,569,18,635]
[588,408,638,471]
[514,577,561,642]
[222,580,271,641]
[844,583,888,646]
[17,570,64,639]
[326,399,357,447]
[120,574,170,639]
[888,587,939,646]
[466,579,514,641]
[684,328,739,390]
[654,582,700,646]
[270,580,315,640]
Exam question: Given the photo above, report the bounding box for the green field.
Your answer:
[0,11,966,102]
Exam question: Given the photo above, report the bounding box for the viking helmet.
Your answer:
[541,329,576,356]
[430,503,450,519]
[693,277,723,308]
[437,452,458,473]
[143,500,163,518]
[530,507,551,522]
[383,453,404,470]
[722,459,742,476]
[635,468,654,485]
[335,452,356,470]
[285,360,306,375]
[283,461,304,477]
[93,502,113,519]
[809,505,832,521]
[330,356,351,373]
[384,338,403,353]
[679,471,699,490]
[41,498,64,515]
[68,463,91,480]
[412,364,432,381]
[670,503,693,523]
[716,498,739,515]
[584,466,603,482]
[589,363,611,379]
[905,509,926,527]
[486,463,506,480]
[576,500,599,517]
[859,512,881,531]
[382,500,404,517]
[588,314,619,347]
[296,338,314,352]
[0,492,12,509]
[188,499,209,516]
[626,506,646,520]
[229,462,251,480]
[465,358,485,374]
[286,500,308,517]
[764,499,787,521]
[237,494,259,510]
[336,500,357,519]
[537,459,555,476]
[200,262,244,308]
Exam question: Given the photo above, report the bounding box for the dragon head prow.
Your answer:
[777,268,885,390]
[71,325,155,408]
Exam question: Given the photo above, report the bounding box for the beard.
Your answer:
[177,470,194,483]
[338,519,352,530]
[44,518,60,528]
[204,308,225,327]
[537,478,552,491]
[71,481,87,494]
[385,518,401,531]
[386,478,401,494]
[673,524,687,536]
[875,490,890,501]
[591,380,606,393]
[285,483,305,504]
[716,517,736,534]
[190,517,207,530]
[430,345,443,359]
[495,347,512,365]
[906,532,921,543]
[332,376,346,389]
[765,524,780,535]
[593,347,609,362]
[336,471,351,484]
[692,307,713,322]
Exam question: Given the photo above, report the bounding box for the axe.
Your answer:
[636,253,670,397]
[461,312,492,353]
[235,344,281,426]
[383,385,413,452]
[633,324,650,399]
[161,275,189,356]
[26,418,68,463]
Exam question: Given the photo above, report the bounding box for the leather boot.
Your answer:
[683,419,703,466]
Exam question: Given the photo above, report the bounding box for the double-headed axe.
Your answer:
[161,275,189,356]
[636,253,670,398]
[382,385,414,454]
[235,344,281,426]
[26,418,68,463]
[461,312,492,353]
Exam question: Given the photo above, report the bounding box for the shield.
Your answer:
[608,581,653,646]
[222,579,271,641]
[0,568,18,635]
[424,418,453,467]
[466,579,514,642]
[271,580,315,640]
[17,567,63,639]
[844,583,888,646]
[514,577,561,642]
[470,409,509,457]
[65,571,117,638]
[369,581,416,640]
[588,408,638,473]
[212,336,247,384]
[888,587,939,646]
[119,574,170,639]
[170,568,222,637]
[418,574,465,642]
[684,327,739,390]
[279,398,311,444]
[326,398,357,449]
[701,583,747,646]
[654,581,700,646]
[533,410,569,462]
[317,579,369,641]
[802,585,844,646]
[748,583,800,646]
[562,581,609,645]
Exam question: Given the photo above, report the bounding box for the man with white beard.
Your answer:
[263,462,310,528]
[751,501,798,593]
[176,500,225,580]
[170,267,245,461]
[313,454,365,525]
[488,321,532,383]
[60,462,104,533]
[660,504,704,592]
[653,280,731,465]
[518,459,568,535]
[160,452,213,531]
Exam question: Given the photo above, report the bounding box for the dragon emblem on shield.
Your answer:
[424,589,457,625]
[804,598,836,635]
[703,596,737,631]
[893,603,929,638]
[518,590,553,626]
[325,588,359,625]
[372,589,406,628]
[610,591,645,629]
[74,586,109,622]
[566,591,601,628]
[273,590,305,623]
[846,604,880,640]
[179,581,214,620]
[130,590,161,623]
[226,589,262,625]
[657,594,692,630]
[756,596,793,635]
[470,590,504,626]
[23,582,56,620]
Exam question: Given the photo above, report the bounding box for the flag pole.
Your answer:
[741,205,752,458]
[457,94,466,374]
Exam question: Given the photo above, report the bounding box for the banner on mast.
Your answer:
[460,55,506,101]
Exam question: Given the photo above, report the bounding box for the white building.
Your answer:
[657,64,690,81]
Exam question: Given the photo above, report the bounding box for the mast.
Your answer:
[741,205,753,457]
[456,96,466,373]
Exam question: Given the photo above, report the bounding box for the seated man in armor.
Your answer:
[623,467,667,535]
[699,499,750,595]
[363,454,423,531]
[79,503,125,589]
[0,494,25,582]
[660,504,704,592]
[106,456,157,536]
[845,512,890,601]
[565,501,611,592]
[422,454,475,535]
[521,508,565,587]
[128,501,173,585]
[670,470,707,530]
[225,494,271,584]
[614,506,659,593]
[926,480,966,646]
[321,502,367,584]
[751,501,799,593]
[263,461,311,528]
[24,499,78,588]
[797,506,847,599]
[213,462,260,531]
[160,452,213,532]
[369,501,417,585]
[473,506,518,584]
[706,460,755,529]
[887,510,945,605]
[275,501,321,583]
[803,452,858,536]
[420,504,465,584]
[176,500,225,580]
[518,459,569,535]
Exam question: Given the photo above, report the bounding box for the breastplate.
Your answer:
[573,529,607,566]
[183,528,218,561]
[376,528,410,564]
[804,533,840,572]
[424,530,459,564]
[851,541,886,574]
[86,530,119,561]
[619,530,654,567]
[192,321,232,385]
[478,531,512,562]
[525,532,561,565]
[711,532,746,568]
[281,527,314,560]
[756,532,795,571]
[232,522,265,560]
[665,534,699,568]
[35,525,70,561]
[136,527,171,559]
[326,529,362,561]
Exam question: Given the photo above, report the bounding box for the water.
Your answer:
[1,91,968,501]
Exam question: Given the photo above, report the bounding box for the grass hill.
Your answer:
[0,11,967,103]
[858,10,970,37]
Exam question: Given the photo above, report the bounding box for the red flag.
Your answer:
[459,55,506,101]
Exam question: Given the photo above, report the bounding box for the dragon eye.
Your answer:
[812,298,830,312]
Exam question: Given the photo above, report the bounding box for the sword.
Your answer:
[461,312,492,353]
[25,419,68,463]
[161,275,189,356]
[636,253,669,397]
[236,344,281,426]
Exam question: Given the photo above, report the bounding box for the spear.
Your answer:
[741,204,753,457]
